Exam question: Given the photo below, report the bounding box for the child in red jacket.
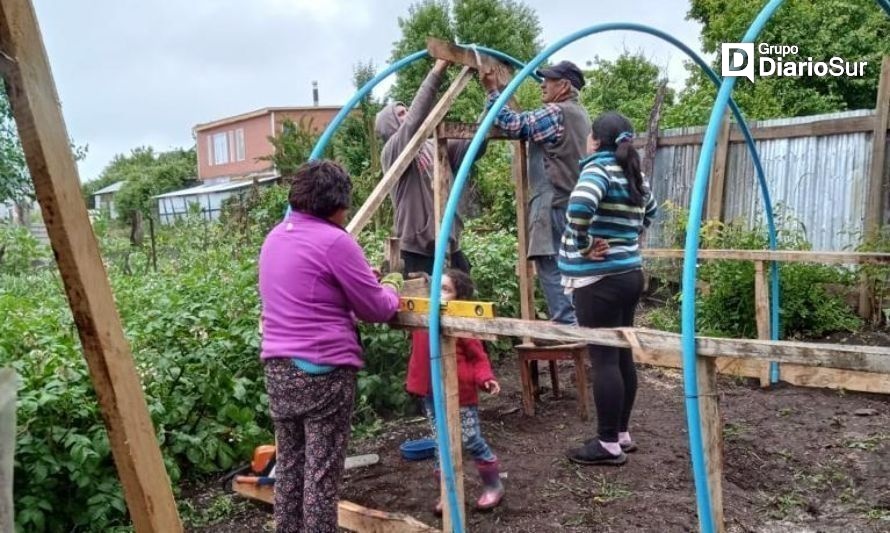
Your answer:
[406,269,505,512]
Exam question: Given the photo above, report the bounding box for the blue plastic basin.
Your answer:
[399,438,436,461]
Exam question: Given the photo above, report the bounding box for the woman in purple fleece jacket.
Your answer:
[258,160,401,533]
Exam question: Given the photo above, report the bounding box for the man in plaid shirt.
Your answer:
[481,61,594,327]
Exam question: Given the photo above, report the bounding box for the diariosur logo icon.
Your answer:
[721,42,868,83]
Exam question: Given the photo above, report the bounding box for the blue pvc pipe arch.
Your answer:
[299,3,890,525]
[301,28,784,533]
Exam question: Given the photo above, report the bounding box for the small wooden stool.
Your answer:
[516,343,590,421]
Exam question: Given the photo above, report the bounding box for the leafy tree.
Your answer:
[259,118,319,176]
[668,0,890,126]
[3,80,88,213]
[0,80,29,206]
[580,51,676,132]
[90,146,196,222]
[389,0,543,121]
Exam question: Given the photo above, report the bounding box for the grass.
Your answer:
[180,494,248,528]
[843,433,890,452]
[723,421,749,442]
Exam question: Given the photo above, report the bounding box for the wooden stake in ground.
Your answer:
[696,356,725,533]
[0,1,182,531]
[433,128,466,532]
[859,56,890,321]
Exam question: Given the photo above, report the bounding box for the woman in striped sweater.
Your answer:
[559,111,657,466]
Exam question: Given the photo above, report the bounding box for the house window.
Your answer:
[212,132,229,165]
[206,137,213,166]
[235,129,246,161]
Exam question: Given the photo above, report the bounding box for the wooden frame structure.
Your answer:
[345,45,890,533]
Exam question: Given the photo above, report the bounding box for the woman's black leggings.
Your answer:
[573,269,644,443]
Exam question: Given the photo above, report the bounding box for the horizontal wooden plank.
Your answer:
[232,483,436,533]
[427,37,510,74]
[643,248,890,265]
[437,122,513,140]
[392,314,890,375]
[633,115,883,148]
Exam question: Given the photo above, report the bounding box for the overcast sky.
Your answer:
[31,0,706,182]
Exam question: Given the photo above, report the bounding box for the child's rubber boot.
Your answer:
[475,459,504,511]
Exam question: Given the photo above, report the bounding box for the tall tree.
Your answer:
[388,0,543,121]
[580,51,676,132]
[1,80,30,207]
[259,119,319,176]
[669,0,890,127]
[92,146,197,222]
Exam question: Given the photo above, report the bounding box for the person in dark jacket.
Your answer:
[481,60,599,326]
[374,59,486,276]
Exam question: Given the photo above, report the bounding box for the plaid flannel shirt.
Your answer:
[485,91,564,144]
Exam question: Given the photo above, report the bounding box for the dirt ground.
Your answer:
[186,346,890,532]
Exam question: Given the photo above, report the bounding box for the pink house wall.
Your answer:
[195,107,345,181]
[196,114,272,181]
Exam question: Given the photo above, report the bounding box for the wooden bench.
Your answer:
[516,343,591,421]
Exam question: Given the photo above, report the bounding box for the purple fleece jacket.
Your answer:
[258,211,400,368]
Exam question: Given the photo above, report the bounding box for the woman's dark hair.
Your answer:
[445,268,475,300]
[287,160,352,218]
[592,111,645,206]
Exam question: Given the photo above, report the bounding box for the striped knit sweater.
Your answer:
[558,151,657,277]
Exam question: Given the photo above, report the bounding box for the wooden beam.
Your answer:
[706,110,731,221]
[433,134,450,257]
[231,482,437,533]
[347,67,472,236]
[859,56,890,320]
[338,501,439,533]
[642,81,667,178]
[386,236,402,275]
[643,248,890,265]
[513,140,535,329]
[696,356,725,532]
[392,314,890,375]
[437,121,512,140]
[0,369,14,533]
[0,1,182,531]
[440,336,466,533]
[427,37,510,74]
[753,261,773,387]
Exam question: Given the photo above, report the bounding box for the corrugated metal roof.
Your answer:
[153,176,279,199]
[92,181,125,195]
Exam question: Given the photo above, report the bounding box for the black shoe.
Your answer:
[583,437,638,454]
[566,441,627,466]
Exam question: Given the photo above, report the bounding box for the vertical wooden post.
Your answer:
[386,236,402,274]
[706,110,732,221]
[696,356,725,533]
[754,261,773,387]
[512,141,535,330]
[440,337,466,532]
[148,216,158,273]
[859,56,890,320]
[0,1,182,531]
[434,132,465,531]
[0,369,15,533]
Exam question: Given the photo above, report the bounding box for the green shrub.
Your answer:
[651,202,861,338]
